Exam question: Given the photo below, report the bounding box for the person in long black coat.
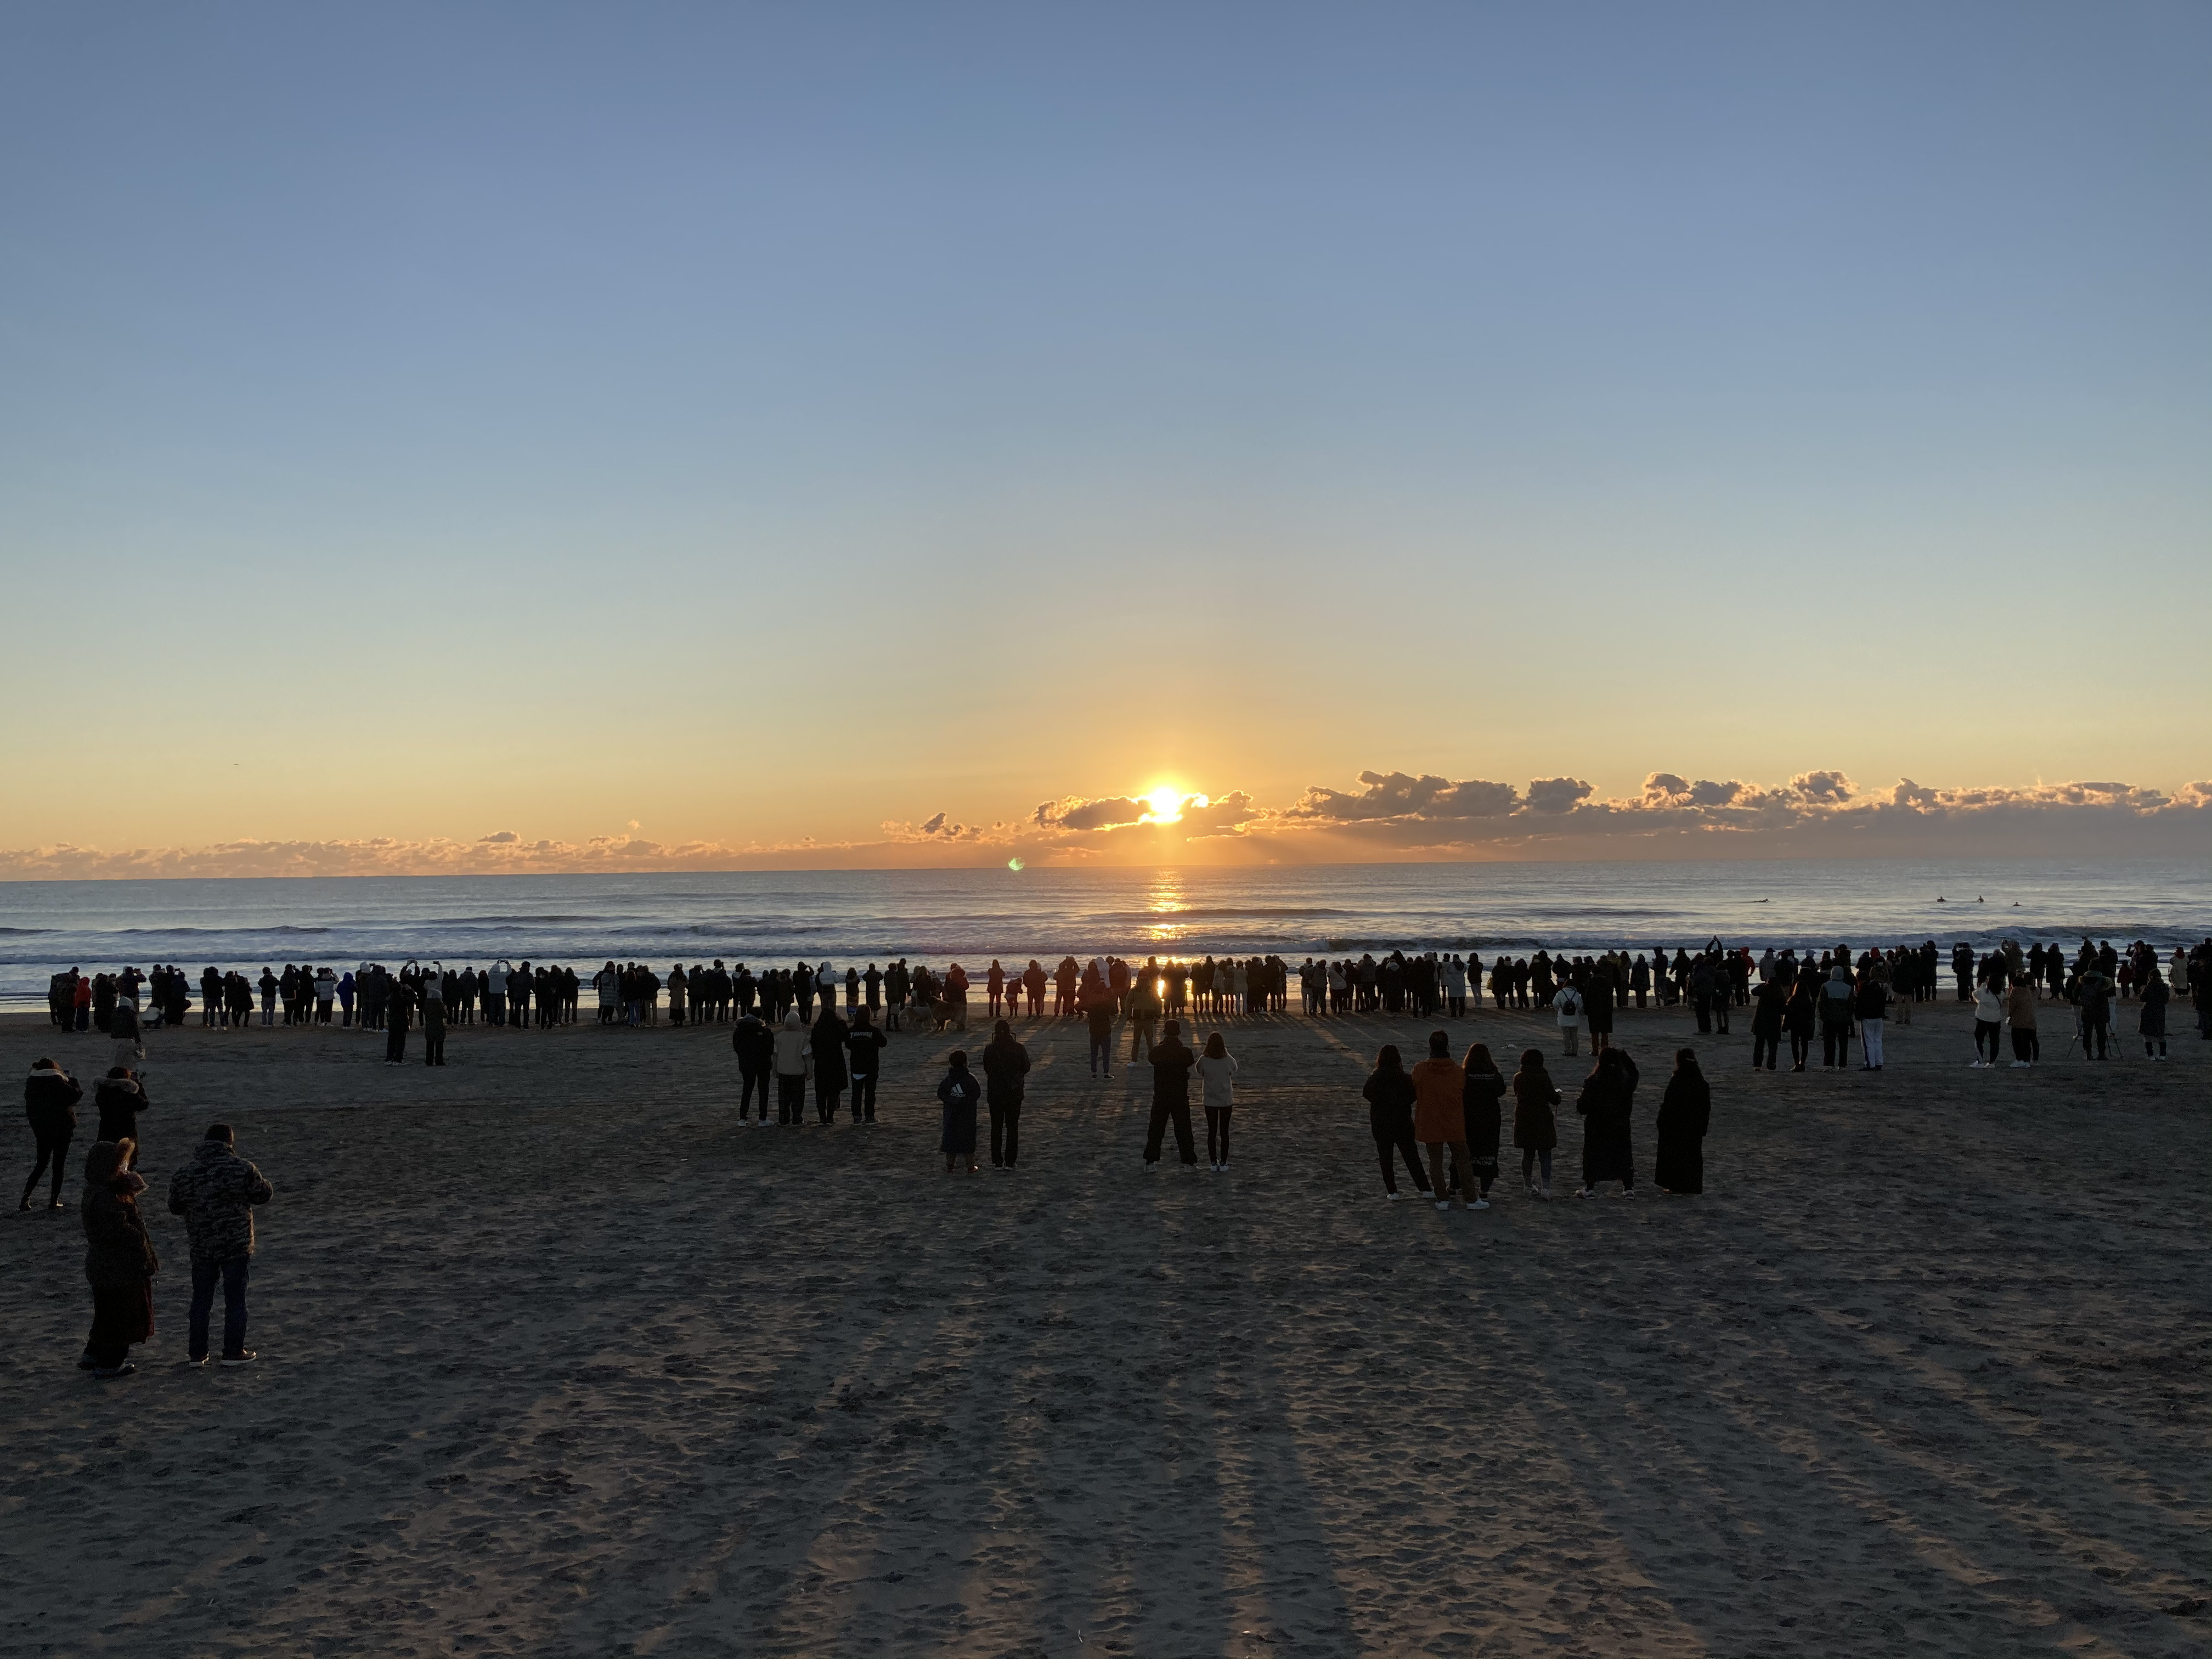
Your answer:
[980,1020,1031,1168]
[1460,1041,1506,1204]
[1574,1047,1640,1198]
[1654,1048,1712,1194]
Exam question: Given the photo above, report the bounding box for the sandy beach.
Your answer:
[3,997,2207,1657]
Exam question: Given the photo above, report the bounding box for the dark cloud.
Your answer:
[6,770,2204,877]
[1034,795,1149,833]
[1286,771,1519,821]
[1522,776,1595,815]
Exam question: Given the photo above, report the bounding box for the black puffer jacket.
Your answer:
[94,1075,146,1144]
[25,1065,81,1135]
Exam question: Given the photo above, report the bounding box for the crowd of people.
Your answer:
[38,936,2210,1068]
[22,1054,275,1379]
[19,930,2205,1380]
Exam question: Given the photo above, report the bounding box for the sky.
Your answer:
[2,2,2207,873]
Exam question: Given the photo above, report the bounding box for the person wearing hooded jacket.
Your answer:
[1653,1048,1712,1194]
[772,1011,811,1125]
[168,1124,274,1366]
[81,1139,157,1376]
[21,1058,81,1210]
[1575,1048,1640,1198]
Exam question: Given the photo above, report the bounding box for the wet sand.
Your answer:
[2,997,2207,1657]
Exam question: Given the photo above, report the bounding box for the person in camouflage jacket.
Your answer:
[167,1125,275,1365]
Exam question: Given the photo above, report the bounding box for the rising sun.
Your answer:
[1144,787,1184,822]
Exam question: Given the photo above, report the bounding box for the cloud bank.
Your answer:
[3,770,2204,879]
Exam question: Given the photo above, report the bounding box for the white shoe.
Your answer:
[1386,1190,1401,1200]
[1435,1200,1451,1211]
[1540,1185,1554,1201]
[1471,1198,1491,1210]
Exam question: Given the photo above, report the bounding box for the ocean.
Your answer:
[2,857,2205,1007]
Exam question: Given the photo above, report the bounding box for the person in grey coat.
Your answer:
[167,1124,275,1366]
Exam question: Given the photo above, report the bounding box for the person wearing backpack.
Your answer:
[1818,966,1854,1070]
[1552,981,1583,1058]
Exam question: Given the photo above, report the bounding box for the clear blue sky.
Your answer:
[3,2,2207,855]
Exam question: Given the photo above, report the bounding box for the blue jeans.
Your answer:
[190,1257,251,1361]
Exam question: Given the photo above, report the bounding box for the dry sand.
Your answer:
[3,996,2207,1657]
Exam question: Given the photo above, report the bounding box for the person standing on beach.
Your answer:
[811,1002,849,1124]
[1412,1031,1479,1211]
[20,1059,81,1211]
[422,987,447,1067]
[1574,1047,1640,1199]
[1970,975,2005,1067]
[772,1011,811,1125]
[732,1009,774,1122]
[1125,973,1161,1067]
[2139,968,2170,1060]
[2005,972,2039,1065]
[1362,1045,1431,1201]
[1854,969,1888,1071]
[1144,1020,1199,1170]
[167,1123,274,1367]
[1461,1042,1505,1205]
[1553,980,1583,1057]
[1653,1048,1711,1195]
[1512,1048,1560,1199]
[845,1008,887,1122]
[1195,1031,1238,1172]
[384,977,413,1064]
[981,1019,1030,1167]
[80,1139,157,1378]
[1085,981,1116,1079]
[1785,973,1818,1071]
[1750,972,1786,1071]
[2075,966,2112,1060]
[938,1051,982,1173]
[1819,965,1854,1070]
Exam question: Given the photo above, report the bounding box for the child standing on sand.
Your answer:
[938,1051,981,1173]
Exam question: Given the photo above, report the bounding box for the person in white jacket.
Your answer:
[772,1011,812,1125]
[1194,1031,1239,1171]
[1554,982,1583,1057]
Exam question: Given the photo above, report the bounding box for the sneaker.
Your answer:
[1385,1190,1401,1200]
[1540,1185,1554,1200]
[221,1351,257,1367]
[93,1362,137,1378]
[1471,1198,1491,1210]
[1435,1200,1451,1211]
